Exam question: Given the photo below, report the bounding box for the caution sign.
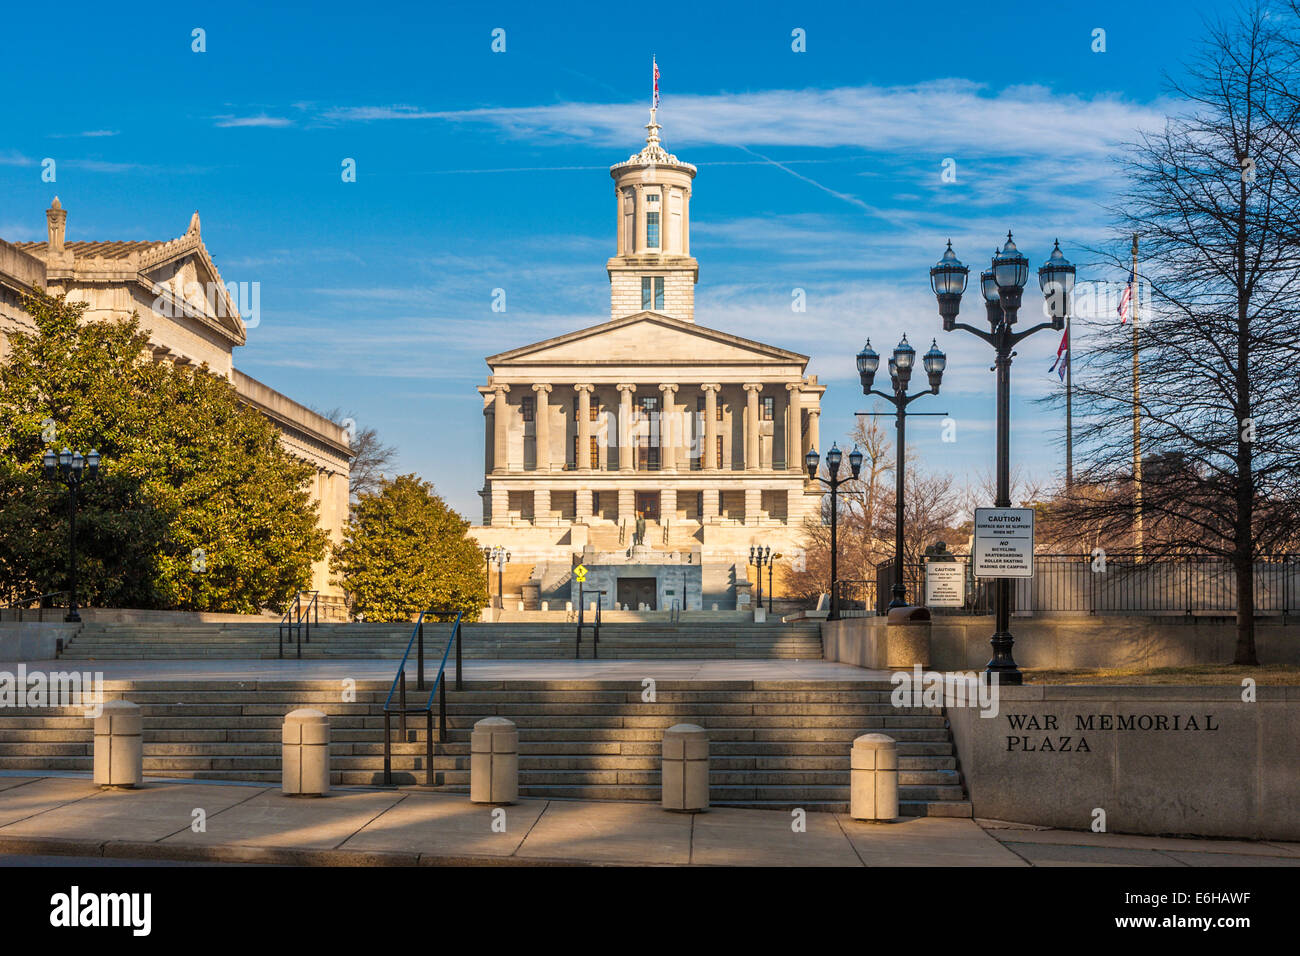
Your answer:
[972,508,1035,578]
[574,564,588,583]
[924,562,966,607]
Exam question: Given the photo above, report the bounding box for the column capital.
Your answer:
[531,383,552,394]
[573,383,595,394]
[658,383,679,395]
[700,383,722,393]
[807,407,821,418]
[491,383,511,394]
[742,382,764,394]
[616,383,637,394]
[785,382,802,393]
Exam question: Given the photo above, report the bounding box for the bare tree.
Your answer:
[315,406,398,502]
[1053,4,1300,664]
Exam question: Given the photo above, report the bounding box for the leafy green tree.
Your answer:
[331,474,487,621]
[0,289,326,612]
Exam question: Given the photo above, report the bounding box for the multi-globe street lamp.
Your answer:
[749,545,780,611]
[482,545,510,609]
[42,446,101,623]
[805,442,863,621]
[930,233,1075,684]
[856,335,947,609]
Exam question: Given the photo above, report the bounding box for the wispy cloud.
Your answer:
[213,113,294,128]
[50,130,119,138]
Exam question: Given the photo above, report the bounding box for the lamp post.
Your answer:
[805,442,863,621]
[856,335,947,609]
[769,552,781,612]
[42,446,101,623]
[930,234,1074,685]
[748,545,770,611]
[482,545,510,608]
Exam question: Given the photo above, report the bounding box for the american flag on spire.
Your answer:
[1049,328,1069,380]
[1118,269,1135,324]
[652,57,660,109]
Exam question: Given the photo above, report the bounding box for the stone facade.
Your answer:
[471,111,826,609]
[0,201,351,616]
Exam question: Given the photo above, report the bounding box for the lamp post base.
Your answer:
[64,611,81,624]
[985,630,1022,685]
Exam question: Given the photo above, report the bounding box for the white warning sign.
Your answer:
[972,508,1035,578]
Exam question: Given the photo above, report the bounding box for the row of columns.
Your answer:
[487,382,820,475]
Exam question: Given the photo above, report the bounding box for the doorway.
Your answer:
[617,577,657,610]
[635,491,659,521]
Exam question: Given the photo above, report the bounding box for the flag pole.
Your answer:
[1131,233,1143,559]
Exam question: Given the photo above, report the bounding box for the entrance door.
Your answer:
[617,577,658,610]
[635,491,659,521]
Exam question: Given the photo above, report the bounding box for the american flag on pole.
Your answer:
[653,57,660,108]
[1049,328,1068,380]
[1118,270,1135,324]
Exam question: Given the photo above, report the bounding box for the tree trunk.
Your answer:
[1233,555,1257,665]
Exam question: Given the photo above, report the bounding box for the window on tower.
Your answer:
[646,210,660,249]
[641,276,664,311]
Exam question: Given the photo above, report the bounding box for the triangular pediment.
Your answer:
[139,240,245,343]
[487,312,807,368]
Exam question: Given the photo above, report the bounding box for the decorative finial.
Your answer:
[51,196,62,209]
[187,211,201,236]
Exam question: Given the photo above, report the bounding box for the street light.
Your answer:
[857,335,947,609]
[42,446,100,623]
[930,232,1072,685]
[805,441,862,620]
[482,545,510,609]
[750,545,778,611]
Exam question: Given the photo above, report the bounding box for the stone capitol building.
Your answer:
[471,109,826,611]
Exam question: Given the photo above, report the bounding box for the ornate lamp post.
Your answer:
[748,545,772,611]
[42,446,100,623]
[805,442,863,621]
[482,545,511,609]
[930,234,1074,684]
[857,335,947,609]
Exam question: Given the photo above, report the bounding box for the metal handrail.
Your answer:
[277,590,319,659]
[382,608,464,786]
[0,590,72,623]
[575,589,603,659]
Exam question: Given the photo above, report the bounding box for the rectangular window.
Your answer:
[637,395,659,421]
[641,276,665,311]
[646,210,660,249]
[637,436,660,470]
[571,435,599,469]
[717,435,724,468]
[761,396,774,421]
[521,396,535,422]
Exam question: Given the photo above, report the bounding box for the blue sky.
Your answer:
[2,0,1217,517]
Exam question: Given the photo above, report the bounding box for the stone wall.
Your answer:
[946,685,1300,841]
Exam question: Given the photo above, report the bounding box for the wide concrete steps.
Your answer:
[59,622,824,660]
[0,680,969,816]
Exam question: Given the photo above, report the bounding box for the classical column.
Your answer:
[617,384,636,472]
[492,384,510,474]
[785,383,803,473]
[807,407,821,457]
[615,186,625,254]
[743,383,763,472]
[702,384,720,470]
[658,383,679,472]
[575,384,594,472]
[532,384,552,472]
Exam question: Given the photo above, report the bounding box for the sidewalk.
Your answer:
[1,774,1296,866]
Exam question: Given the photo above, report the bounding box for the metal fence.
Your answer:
[860,554,1300,617]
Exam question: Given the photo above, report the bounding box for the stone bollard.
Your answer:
[851,733,899,821]
[282,708,330,796]
[94,700,142,788]
[662,723,709,812]
[471,717,518,804]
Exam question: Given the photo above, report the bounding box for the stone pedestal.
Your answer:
[471,717,518,804]
[94,700,142,788]
[662,723,709,812]
[282,708,330,796]
[885,605,932,669]
[851,733,898,821]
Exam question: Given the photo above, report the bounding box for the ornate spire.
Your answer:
[611,107,695,173]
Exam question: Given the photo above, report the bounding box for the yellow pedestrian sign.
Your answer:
[574,564,588,583]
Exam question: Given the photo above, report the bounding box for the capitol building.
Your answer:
[471,109,826,611]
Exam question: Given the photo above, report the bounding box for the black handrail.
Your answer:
[382,608,464,786]
[575,588,604,658]
[1,590,71,622]
[277,590,319,659]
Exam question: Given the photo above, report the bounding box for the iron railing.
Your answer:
[277,590,319,658]
[382,608,464,786]
[869,554,1300,617]
[576,588,604,658]
[0,590,72,623]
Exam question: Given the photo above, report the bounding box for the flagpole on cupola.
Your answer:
[1131,232,1143,559]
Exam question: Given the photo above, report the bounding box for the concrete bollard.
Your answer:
[282,708,330,796]
[662,723,709,812]
[851,733,899,821]
[470,717,518,804]
[94,700,142,788]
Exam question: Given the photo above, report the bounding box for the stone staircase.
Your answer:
[0,679,969,815]
[58,621,824,660]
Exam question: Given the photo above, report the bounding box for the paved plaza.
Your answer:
[0,774,1295,867]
